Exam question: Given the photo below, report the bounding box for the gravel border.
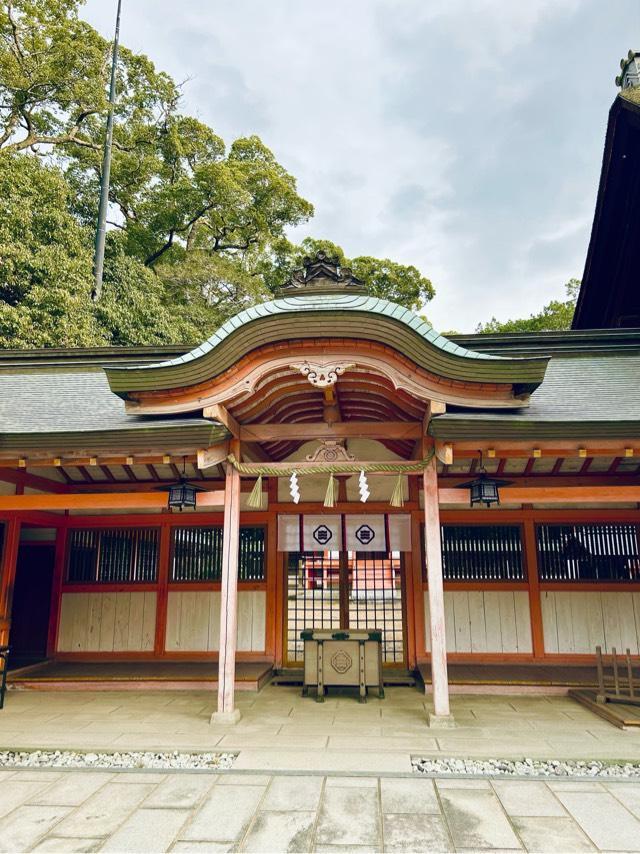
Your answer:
[412,756,640,779]
[0,749,237,771]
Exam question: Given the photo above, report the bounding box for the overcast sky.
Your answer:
[82,0,638,332]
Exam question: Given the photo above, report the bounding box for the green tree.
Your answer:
[476,279,580,333]
[0,151,100,347]
[0,0,436,348]
[0,0,175,154]
[0,152,214,347]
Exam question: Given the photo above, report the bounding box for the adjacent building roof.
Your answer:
[429,351,640,440]
[572,90,640,329]
[0,366,226,452]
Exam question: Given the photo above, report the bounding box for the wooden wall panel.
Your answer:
[57,592,156,652]
[424,590,532,654]
[541,591,640,654]
[165,590,266,652]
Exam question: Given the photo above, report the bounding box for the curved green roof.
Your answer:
[105,292,549,397]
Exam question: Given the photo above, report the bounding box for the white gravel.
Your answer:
[0,749,236,771]
[412,756,640,778]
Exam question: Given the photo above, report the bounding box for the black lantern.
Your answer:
[456,452,511,508]
[159,458,205,512]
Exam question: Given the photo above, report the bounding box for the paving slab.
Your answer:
[435,778,492,789]
[261,776,324,811]
[438,788,523,850]
[382,813,452,852]
[102,807,191,852]
[324,776,379,788]
[144,774,216,808]
[380,778,440,814]
[605,783,640,819]
[512,816,596,852]
[28,772,113,806]
[233,748,412,773]
[171,844,232,852]
[0,804,72,853]
[554,790,640,851]
[180,784,266,842]
[31,837,103,852]
[0,779,56,818]
[52,781,156,838]
[315,786,380,848]
[491,780,566,817]
[240,809,316,852]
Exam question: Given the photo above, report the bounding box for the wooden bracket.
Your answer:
[435,441,453,465]
[196,441,230,470]
[203,404,240,438]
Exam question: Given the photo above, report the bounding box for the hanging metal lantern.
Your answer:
[159,458,206,512]
[167,479,202,512]
[456,452,511,508]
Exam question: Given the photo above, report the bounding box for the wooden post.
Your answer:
[46,521,68,656]
[422,453,454,727]
[212,456,242,724]
[0,518,21,648]
[523,517,545,659]
[154,517,172,656]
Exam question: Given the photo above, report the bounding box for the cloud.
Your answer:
[82,0,639,331]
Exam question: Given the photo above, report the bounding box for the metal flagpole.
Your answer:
[92,0,123,302]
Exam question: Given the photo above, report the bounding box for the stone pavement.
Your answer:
[1,767,640,852]
[2,686,640,773]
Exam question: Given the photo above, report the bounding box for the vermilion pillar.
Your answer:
[212,460,242,724]
[0,518,21,648]
[423,455,454,727]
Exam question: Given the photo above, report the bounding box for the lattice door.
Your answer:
[286,550,405,666]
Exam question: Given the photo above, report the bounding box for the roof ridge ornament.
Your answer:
[279,251,367,295]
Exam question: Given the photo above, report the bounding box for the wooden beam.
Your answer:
[0,454,199,468]
[203,404,240,437]
[240,421,421,442]
[197,442,230,470]
[438,485,640,505]
[0,469,68,494]
[0,491,225,511]
[446,442,640,459]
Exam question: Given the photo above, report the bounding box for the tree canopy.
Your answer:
[0,0,437,349]
[475,279,580,334]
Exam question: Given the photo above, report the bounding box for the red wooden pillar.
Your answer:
[212,457,242,724]
[523,517,545,659]
[423,455,454,727]
[46,520,68,656]
[0,517,21,648]
[154,516,172,657]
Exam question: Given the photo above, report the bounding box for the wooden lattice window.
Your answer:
[170,526,266,582]
[67,528,159,583]
[421,524,525,582]
[536,523,640,582]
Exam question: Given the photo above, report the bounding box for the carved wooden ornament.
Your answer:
[290,361,356,388]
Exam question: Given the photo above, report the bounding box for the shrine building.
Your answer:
[1,75,640,725]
